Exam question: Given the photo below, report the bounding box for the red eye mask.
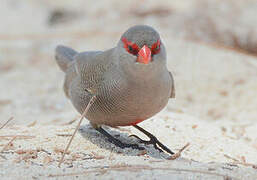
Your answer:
[122,37,140,55]
[151,39,161,55]
[122,38,161,64]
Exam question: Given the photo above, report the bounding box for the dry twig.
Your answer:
[56,134,72,137]
[168,142,190,160]
[27,120,37,127]
[54,148,70,155]
[58,95,96,167]
[62,118,77,125]
[15,148,51,155]
[0,136,17,153]
[15,150,38,163]
[0,117,14,130]
[36,148,51,155]
[224,154,257,169]
[0,117,14,159]
[0,135,35,139]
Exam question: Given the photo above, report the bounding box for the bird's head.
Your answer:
[115,25,167,77]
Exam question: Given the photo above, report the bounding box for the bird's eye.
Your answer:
[151,40,161,55]
[127,45,138,55]
[122,38,139,56]
[128,45,133,51]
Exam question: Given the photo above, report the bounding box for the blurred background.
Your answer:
[0,0,257,125]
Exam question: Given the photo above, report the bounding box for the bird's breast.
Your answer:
[89,71,171,126]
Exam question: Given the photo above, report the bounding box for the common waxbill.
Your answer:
[55,25,175,154]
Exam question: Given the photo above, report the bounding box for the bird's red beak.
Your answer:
[137,45,151,64]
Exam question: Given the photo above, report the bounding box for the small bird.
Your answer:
[55,25,175,155]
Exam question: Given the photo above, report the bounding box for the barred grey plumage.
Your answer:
[55,25,175,128]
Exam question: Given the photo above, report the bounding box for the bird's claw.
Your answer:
[129,134,164,153]
[129,134,150,144]
[131,125,175,155]
[96,127,145,151]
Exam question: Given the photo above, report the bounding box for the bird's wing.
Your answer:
[73,51,109,94]
[74,51,102,77]
[67,50,115,114]
[61,51,101,98]
[169,71,175,98]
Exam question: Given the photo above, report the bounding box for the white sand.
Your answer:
[0,0,257,179]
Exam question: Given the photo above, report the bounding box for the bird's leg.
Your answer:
[95,126,144,150]
[131,125,174,155]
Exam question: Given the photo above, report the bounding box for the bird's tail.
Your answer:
[55,45,77,72]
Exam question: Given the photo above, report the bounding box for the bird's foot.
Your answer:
[96,127,144,150]
[129,134,164,153]
[131,125,174,155]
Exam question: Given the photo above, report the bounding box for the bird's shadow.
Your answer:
[79,124,171,159]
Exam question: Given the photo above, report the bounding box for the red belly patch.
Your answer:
[128,119,145,126]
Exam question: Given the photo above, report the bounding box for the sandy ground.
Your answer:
[0,0,257,179]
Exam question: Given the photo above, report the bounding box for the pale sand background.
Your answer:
[0,0,257,179]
